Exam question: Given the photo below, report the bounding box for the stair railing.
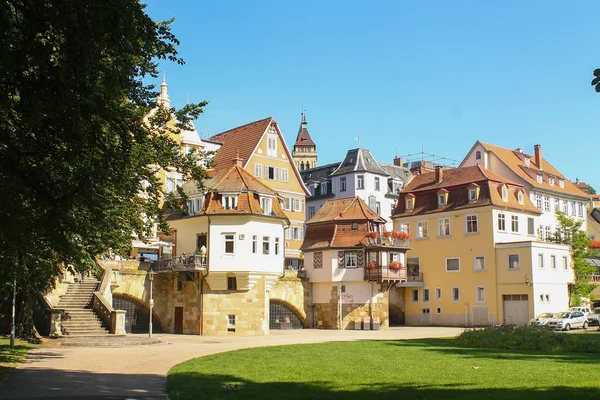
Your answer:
[92,262,126,335]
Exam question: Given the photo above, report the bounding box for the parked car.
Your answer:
[587,308,600,326]
[547,311,588,331]
[569,306,591,316]
[529,312,557,326]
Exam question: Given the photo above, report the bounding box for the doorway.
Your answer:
[174,307,184,334]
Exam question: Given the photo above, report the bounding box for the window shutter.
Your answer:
[338,251,345,268]
[300,199,305,212]
[275,167,279,181]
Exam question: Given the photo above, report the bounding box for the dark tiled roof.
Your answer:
[330,148,388,176]
[379,162,412,182]
[300,162,341,184]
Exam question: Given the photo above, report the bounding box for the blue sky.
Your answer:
[145,1,600,191]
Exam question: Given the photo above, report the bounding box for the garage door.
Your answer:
[503,294,529,326]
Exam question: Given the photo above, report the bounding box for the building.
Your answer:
[209,117,310,269]
[392,165,573,326]
[300,149,412,230]
[292,112,318,171]
[159,159,290,335]
[461,142,589,240]
[301,197,412,329]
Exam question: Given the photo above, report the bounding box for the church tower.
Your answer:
[292,111,318,171]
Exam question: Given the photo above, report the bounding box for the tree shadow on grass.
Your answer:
[385,338,600,365]
[167,372,600,400]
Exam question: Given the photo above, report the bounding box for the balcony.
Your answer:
[363,234,410,250]
[364,263,423,286]
[152,254,207,273]
[591,274,600,283]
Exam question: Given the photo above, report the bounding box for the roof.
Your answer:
[394,165,541,217]
[472,142,588,199]
[331,148,388,176]
[307,197,386,225]
[209,165,278,196]
[210,117,273,169]
[300,162,341,183]
[379,162,413,182]
[294,114,315,147]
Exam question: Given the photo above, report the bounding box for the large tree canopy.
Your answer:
[0,1,209,300]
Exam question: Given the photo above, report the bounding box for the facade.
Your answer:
[300,149,412,230]
[301,197,412,329]
[291,112,318,171]
[461,142,589,239]
[392,165,573,326]
[209,117,310,269]
[161,160,290,335]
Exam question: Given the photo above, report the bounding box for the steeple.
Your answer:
[157,73,171,107]
[292,107,318,171]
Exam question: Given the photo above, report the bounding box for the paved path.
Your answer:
[0,327,463,400]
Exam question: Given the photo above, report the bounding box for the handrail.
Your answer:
[97,266,113,297]
[92,291,114,332]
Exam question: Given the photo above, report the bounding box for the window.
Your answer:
[228,314,236,326]
[554,198,559,211]
[559,179,565,188]
[545,226,551,241]
[422,308,431,314]
[320,181,328,194]
[313,252,323,269]
[518,192,524,204]
[476,151,482,160]
[227,277,237,290]
[511,216,519,233]
[282,197,291,210]
[357,175,364,190]
[446,257,460,272]
[308,206,316,220]
[536,174,543,183]
[166,178,175,193]
[544,196,550,212]
[545,294,550,303]
[261,197,272,215]
[578,202,584,217]
[452,287,460,302]
[340,177,347,192]
[292,198,305,212]
[562,200,568,213]
[275,238,280,255]
[281,168,288,182]
[551,255,556,269]
[223,195,238,210]
[474,256,485,271]
[540,294,545,303]
[224,234,235,254]
[476,287,485,302]
[266,166,279,180]
[538,253,544,269]
[417,221,428,239]
[373,177,380,191]
[534,193,542,209]
[267,134,277,157]
[398,223,409,234]
[438,218,450,237]
[345,253,357,268]
[563,256,568,270]
[469,189,477,201]
[502,187,508,201]
[436,307,442,314]
[411,289,419,303]
[497,213,506,231]
[422,289,430,303]
[509,254,519,269]
[286,226,304,240]
[466,214,478,233]
[252,235,257,254]
[375,201,381,215]
[254,163,262,178]
[527,217,535,235]
[570,201,576,216]
[435,288,442,300]
[438,194,446,206]
[263,236,270,254]
[549,176,555,186]
[405,198,413,211]
[352,222,358,230]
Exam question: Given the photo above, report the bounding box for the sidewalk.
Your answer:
[0,327,463,399]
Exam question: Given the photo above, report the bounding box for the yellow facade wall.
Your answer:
[168,215,209,255]
[495,246,534,321]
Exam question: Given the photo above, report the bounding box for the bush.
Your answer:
[455,325,600,353]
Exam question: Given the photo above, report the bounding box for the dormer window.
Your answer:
[501,186,508,202]
[518,191,524,204]
[559,179,565,188]
[536,173,543,183]
[469,189,477,201]
[223,194,238,210]
[549,176,555,186]
[438,195,445,205]
[405,194,415,211]
[260,197,272,216]
[475,151,482,160]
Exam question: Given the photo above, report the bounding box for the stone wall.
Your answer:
[270,269,312,327]
[153,273,201,334]
[389,286,405,325]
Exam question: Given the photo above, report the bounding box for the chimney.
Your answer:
[232,157,244,167]
[435,166,443,183]
[393,156,404,167]
[534,144,543,170]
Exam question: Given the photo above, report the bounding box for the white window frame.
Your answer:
[438,194,446,206]
[417,221,428,239]
[445,257,460,272]
[578,202,584,217]
[281,168,289,182]
[374,177,380,191]
[508,254,520,269]
[223,194,238,210]
[357,175,364,190]
[554,198,559,211]
[252,235,257,254]
[562,256,568,270]
[345,253,357,268]
[476,286,486,302]
[275,237,280,255]
[254,163,263,178]
[411,289,419,303]
[340,177,347,192]
[267,134,277,157]
[550,255,556,269]
[497,213,506,231]
[261,197,272,216]
[435,287,442,300]
[469,189,477,201]
[502,187,508,201]
[536,193,543,209]
[544,196,550,212]
[474,255,485,271]
[511,215,519,233]
[224,233,235,255]
[538,253,544,269]
[422,288,430,303]
[263,236,270,255]
[228,314,236,326]
[452,287,460,302]
[465,214,478,234]
[527,217,535,235]
[265,166,279,181]
[545,226,551,241]
[308,206,316,220]
[438,218,450,237]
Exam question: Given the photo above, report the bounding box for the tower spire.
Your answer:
[157,73,170,107]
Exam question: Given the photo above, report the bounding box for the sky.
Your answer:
[145,1,600,191]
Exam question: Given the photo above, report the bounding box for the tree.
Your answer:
[586,185,596,195]
[0,1,210,335]
[551,211,597,305]
[592,69,600,92]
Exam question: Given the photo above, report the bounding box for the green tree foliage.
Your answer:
[0,0,210,327]
[551,211,597,305]
[586,185,596,195]
[592,69,600,92]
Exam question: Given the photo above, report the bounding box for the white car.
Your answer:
[546,311,588,331]
[569,306,591,316]
[529,312,556,326]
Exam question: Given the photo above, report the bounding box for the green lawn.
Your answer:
[0,336,37,381]
[168,338,600,400]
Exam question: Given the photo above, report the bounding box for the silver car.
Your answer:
[529,312,556,326]
[546,311,588,331]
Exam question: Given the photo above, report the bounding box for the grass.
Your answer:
[168,338,600,400]
[0,336,37,382]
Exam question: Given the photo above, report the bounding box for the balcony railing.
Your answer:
[152,254,207,272]
[364,265,423,283]
[364,235,410,249]
[591,274,600,283]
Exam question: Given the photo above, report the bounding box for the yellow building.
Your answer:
[392,165,573,326]
[210,118,310,268]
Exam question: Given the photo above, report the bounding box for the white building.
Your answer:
[300,148,412,230]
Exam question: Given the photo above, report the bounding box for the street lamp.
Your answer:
[148,269,154,338]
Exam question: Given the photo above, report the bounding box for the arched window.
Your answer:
[475,151,482,160]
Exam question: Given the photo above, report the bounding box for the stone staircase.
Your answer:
[58,277,110,336]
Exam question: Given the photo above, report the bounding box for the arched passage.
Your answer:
[112,294,164,334]
[269,299,307,330]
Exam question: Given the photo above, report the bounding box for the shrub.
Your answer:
[455,325,600,353]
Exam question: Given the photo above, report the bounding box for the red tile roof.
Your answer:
[306,197,386,225]
[294,117,315,147]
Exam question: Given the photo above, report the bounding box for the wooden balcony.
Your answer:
[152,254,206,273]
[364,264,423,285]
[363,235,410,251]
